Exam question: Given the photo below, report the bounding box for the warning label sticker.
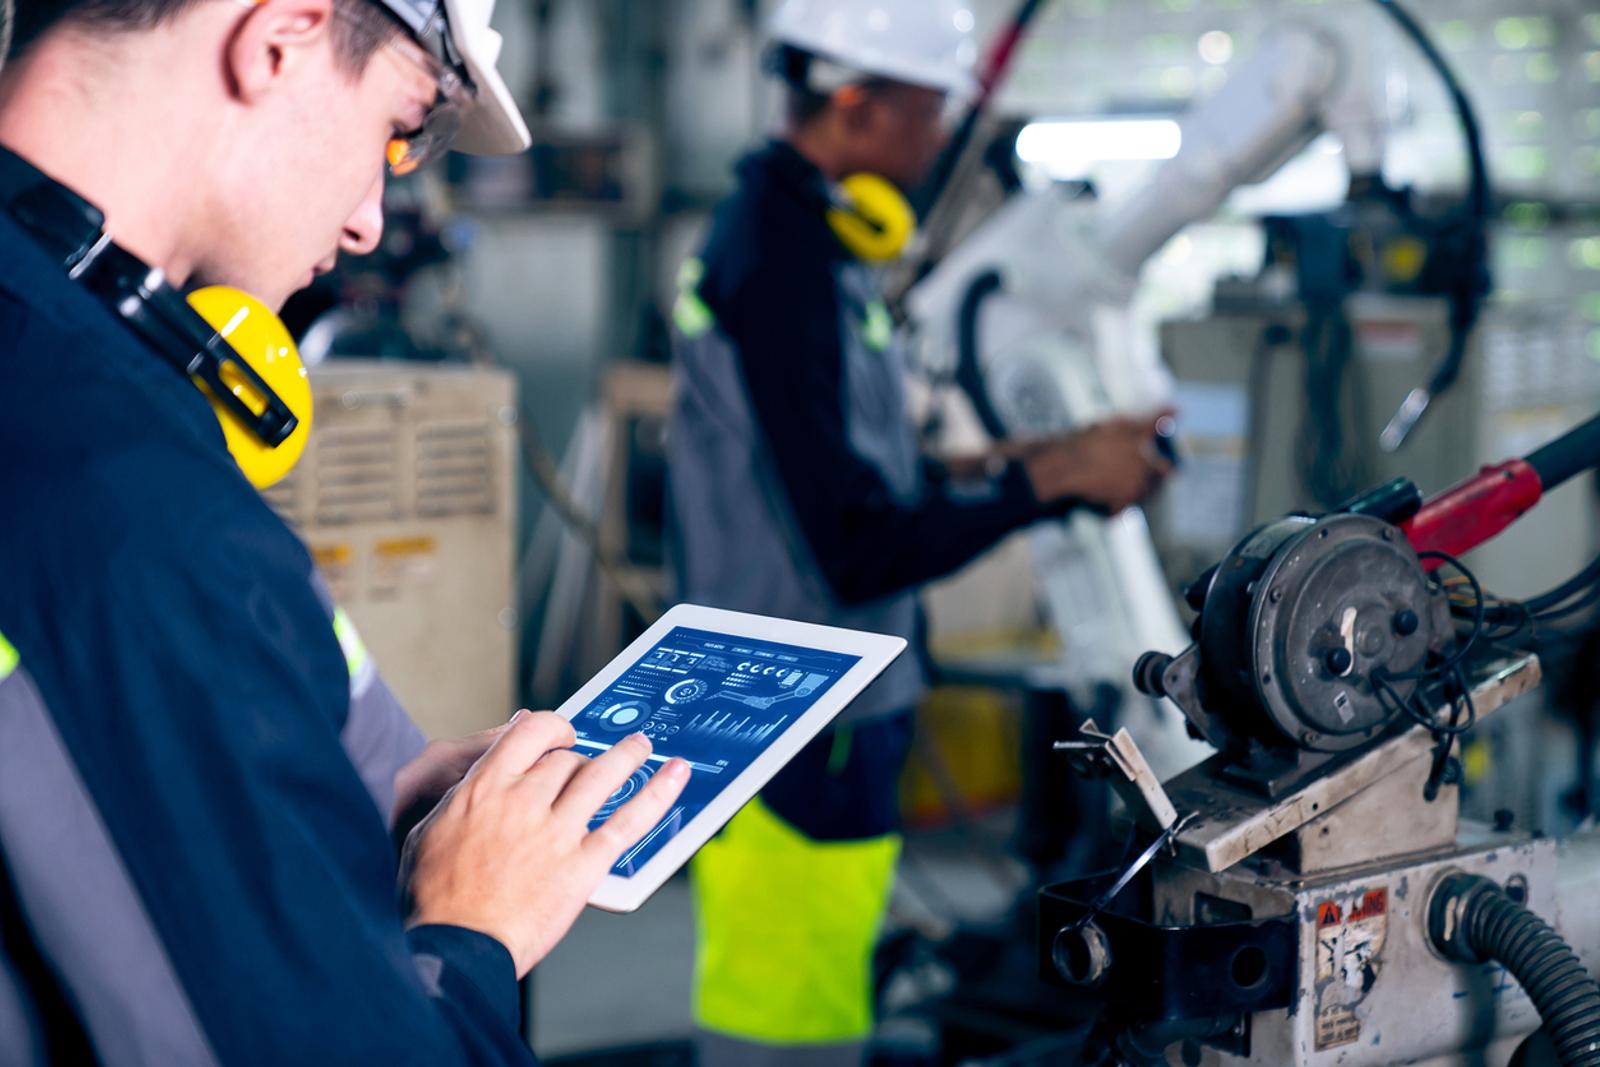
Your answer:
[1313,887,1389,1050]
[1317,1004,1361,1049]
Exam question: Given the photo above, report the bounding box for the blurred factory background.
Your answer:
[264,0,1600,1062]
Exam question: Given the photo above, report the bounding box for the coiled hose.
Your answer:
[1430,873,1600,1066]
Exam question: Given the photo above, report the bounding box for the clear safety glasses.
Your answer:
[319,0,478,177]
[380,49,475,176]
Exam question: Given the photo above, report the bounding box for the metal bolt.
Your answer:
[1270,588,1284,603]
[1301,730,1320,746]
[1394,609,1420,636]
[1505,874,1529,905]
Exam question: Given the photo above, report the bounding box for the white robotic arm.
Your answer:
[1096,24,1347,278]
[910,24,1363,338]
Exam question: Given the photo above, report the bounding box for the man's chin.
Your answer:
[258,281,302,315]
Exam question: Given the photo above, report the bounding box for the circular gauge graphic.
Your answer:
[664,678,708,705]
[593,699,650,732]
[591,763,656,824]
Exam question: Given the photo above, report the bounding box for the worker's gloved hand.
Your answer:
[400,710,690,977]
[1021,408,1177,516]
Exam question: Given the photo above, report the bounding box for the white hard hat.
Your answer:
[378,0,531,155]
[768,0,980,99]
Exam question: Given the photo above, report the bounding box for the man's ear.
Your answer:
[225,0,337,103]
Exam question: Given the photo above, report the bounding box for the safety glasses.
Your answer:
[382,57,470,177]
[319,0,478,176]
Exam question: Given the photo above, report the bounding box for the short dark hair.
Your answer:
[9,0,404,71]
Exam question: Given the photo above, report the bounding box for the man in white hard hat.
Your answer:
[669,1,1173,1063]
[0,0,687,1062]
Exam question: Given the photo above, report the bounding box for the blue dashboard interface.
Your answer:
[573,626,861,876]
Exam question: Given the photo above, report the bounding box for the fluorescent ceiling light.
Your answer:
[1016,118,1183,180]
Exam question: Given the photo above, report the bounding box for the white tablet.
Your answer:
[555,603,907,913]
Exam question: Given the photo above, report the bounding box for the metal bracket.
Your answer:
[1056,718,1180,831]
[1140,646,1216,746]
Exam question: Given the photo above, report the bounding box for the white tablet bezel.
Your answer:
[554,603,907,913]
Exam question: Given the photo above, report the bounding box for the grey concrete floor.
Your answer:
[527,819,1028,1059]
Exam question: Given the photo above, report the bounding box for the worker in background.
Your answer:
[0,0,686,1062]
[668,1,1174,1063]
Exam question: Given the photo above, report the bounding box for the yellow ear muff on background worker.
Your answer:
[829,170,917,264]
[764,35,936,268]
[824,80,919,264]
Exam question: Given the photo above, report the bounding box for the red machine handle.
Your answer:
[1398,411,1600,569]
[1400,460,1543,570]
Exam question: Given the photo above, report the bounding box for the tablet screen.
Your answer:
[571,626,862,876]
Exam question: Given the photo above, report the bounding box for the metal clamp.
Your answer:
[1055,719,1181,831]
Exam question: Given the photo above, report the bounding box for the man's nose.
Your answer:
[340,172,387,256]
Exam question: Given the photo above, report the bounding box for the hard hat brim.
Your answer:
[441,0,532,155]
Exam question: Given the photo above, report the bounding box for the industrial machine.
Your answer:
[264,360,520,739]
[1039,415,1600,1066]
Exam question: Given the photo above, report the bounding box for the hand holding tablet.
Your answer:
[555,605,906,912]
[402,710,691,977]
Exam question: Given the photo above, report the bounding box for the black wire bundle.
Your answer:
[1369,548,1600,799]
[1370,551,1484,799]
[1467,552,1600,645]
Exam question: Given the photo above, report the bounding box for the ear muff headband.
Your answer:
[0,148,311,489]
[828,172,916,264]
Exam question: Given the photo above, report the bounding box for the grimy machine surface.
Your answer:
[1040,414,1600,1066]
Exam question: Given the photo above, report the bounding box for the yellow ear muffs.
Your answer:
[828,172,916,264]
[186,286,313,490]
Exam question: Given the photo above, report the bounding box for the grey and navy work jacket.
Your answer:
[669,141,1051,726]
[0,208,536,1065]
